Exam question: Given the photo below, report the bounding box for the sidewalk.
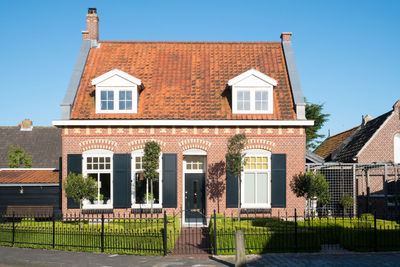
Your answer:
[1,246,400,266]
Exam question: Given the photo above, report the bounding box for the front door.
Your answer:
[185,173,205,223]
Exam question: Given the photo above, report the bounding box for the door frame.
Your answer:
[182,149,207,226]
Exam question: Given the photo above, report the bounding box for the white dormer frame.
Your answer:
[228,69,277,114]
[92,69,142,114]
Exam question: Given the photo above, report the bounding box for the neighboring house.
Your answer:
[0,168,60,214]
[53,8,313,222]
[0,119,61,168]
[314,100,400,163]
[0,120,62,214]
[305,150,324,164]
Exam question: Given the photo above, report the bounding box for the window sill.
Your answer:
[83,204,113,210]
[131,204,162,209]
[241,204,271,209]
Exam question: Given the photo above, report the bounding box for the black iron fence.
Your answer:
[1,209,400,255]
[0,211,177,255]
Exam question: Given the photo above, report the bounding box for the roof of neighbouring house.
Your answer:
[70,41,297,120]
[306,150,325,163]
[0,169,59,184]
[314,127,359,160]
[0,127,61,168]
[334,111,393,162]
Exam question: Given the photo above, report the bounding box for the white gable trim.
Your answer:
[91,69,142,86]
[228,69,277,87]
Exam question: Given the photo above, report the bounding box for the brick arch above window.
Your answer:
[128,139,166,151]
[79,139,118,152]
[178,138,211,152]
[244,139,276,151]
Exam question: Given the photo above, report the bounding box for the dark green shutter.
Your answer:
[113,154,131,208]
[271,153,287,207]
[67,154,82,209]
[226,156,239,208]
[162,154,177,208]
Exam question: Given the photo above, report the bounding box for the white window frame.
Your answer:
[232,87,273,114]
[131,149,163,209]
[96,87,137,114]
[394,133,400,164]
[82,149,114,210]
[241,149,271,209]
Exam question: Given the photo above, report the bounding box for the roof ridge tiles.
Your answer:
[98,40,282,44]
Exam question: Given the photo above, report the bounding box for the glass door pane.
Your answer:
[100,173,111,204]
[256,173,268,203]
[244,173,255,204]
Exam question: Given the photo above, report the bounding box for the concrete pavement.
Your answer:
[1,246,400,266]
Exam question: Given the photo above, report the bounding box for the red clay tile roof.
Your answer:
[314,127,358,160]
[0,169,59,184]
[70,41,296,120]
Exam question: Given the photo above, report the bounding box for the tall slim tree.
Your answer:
[143,141,161,219]
[226,133,247,221]
[8,145,33,168]
[305,100,330,150]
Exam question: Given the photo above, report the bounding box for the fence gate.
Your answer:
[170,210,212,255]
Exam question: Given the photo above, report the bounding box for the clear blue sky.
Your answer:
[1,0,399,140]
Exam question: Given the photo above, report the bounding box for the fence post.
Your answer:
[52,215,55,248]
[101,213,104,253]
[163,211,167,256]
[374,211,377,252]
[294,209,298,253]
[214,209,218,255]
[12,212,15,247]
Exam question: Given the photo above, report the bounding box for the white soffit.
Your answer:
[53,119,314,127]
[228,69,278,87]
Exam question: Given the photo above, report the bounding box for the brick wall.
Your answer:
[61,126,306,217]
[358,104,400,163]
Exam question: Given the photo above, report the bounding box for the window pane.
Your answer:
[108,91,114,100]
[119,101,125,110]
[109,101,114,110]
[100,173,111,203]
[87,164,92,170]
[105,157,110,163]
[87,157,92,163]
[135,173,146,204]
[105,164,111,169]
[119,91,125,99]
[126,101,132,110]
[101,101,107,110]
[93,158,98,163]
[101,91,106,100]
[256,173,268,203]
[153,177,159,204]
[244,173,255,204]
[238,91,243,101]
[243,91,250,101]
[126,91,132,100]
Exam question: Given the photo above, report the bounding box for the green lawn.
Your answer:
[0,216,180,255]
[209,214,400,254]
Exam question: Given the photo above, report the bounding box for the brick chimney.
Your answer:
[280,32,292,42]
[82,8,99,40]
[20,119,33,131]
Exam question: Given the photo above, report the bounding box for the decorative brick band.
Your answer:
[79,139,118,152]
[128,139,166,151]
[179,138,212,152]
[245,139,276,151]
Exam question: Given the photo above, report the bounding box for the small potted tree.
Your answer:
[226,133,247,221]
[339,193,354,217]
[143,141,161,220]
[63,172,97,230]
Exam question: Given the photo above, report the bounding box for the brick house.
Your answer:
[53,8,313,222]
[314,100,400,164]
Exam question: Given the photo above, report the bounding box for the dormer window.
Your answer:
[92,69,142,114]
[228,69,277,114]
